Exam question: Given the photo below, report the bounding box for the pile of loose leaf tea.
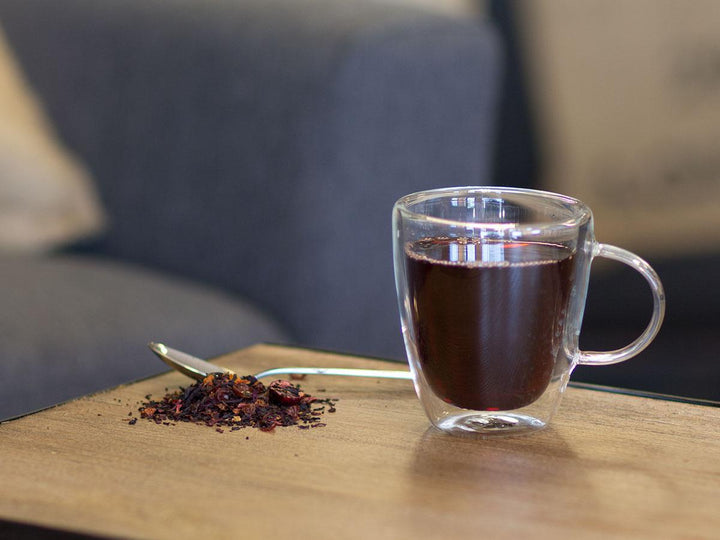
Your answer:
[132,372,337,433]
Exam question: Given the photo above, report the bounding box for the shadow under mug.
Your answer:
[393,187,665,437]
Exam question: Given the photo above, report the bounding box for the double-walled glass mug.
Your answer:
[393,187,665,437]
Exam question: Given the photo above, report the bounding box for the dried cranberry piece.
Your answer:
[268,380,303,405]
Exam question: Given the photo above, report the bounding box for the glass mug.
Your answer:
[393,187,665,437]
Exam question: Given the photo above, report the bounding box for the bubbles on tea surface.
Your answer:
[406,237,571,268]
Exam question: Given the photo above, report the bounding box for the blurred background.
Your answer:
[0,0,717,420]
[489,0,720,401]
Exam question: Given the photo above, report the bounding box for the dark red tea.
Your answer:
[404,237,576,411]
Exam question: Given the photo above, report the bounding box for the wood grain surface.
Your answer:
[1,344,718,539]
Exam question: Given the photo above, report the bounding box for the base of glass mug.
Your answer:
[434,412,547,438]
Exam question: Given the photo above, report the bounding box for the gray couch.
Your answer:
[0,0,501,419]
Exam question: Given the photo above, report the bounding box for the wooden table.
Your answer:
[1,344,718,539]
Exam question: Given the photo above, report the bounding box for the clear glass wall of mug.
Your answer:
[393,187,665,437]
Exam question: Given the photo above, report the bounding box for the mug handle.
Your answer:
[577,244,666,366]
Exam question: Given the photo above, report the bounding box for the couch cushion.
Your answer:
[0,24,105,253]
[0,256,288,420]
[0,0,501,361]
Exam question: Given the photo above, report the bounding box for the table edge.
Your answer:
[0,516,107,539]
[2,342,717,425]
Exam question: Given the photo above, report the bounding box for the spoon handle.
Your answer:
[253,366,413,380]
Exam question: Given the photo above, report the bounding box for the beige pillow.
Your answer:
[0,24,105,253]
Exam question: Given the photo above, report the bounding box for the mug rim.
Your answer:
[394,186,593,232]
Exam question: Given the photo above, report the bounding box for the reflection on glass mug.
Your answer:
[393,187,665,437]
